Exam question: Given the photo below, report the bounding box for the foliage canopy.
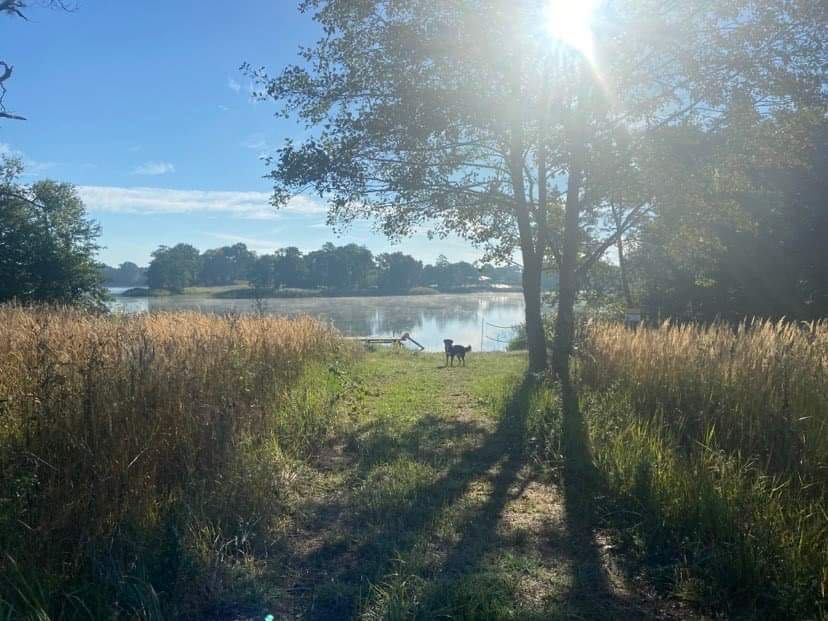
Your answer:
[0,157,105,305]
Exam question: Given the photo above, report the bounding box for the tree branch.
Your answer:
[575,202,650,278]
[0,187,42,207]
[0,1,28,19]
[1,2,77,121]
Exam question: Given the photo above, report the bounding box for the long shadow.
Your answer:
[424,383,533,579]
[345,413,490,473]
[559,374,652,619]
[409,389,537,617]
[294,375,537,619]
[416,373,649,620]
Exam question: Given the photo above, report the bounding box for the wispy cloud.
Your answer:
[132,161,175,176]
[241,134,275,160]
[78,185,325,220]
[227,77,242,93]
[242,135,267,151]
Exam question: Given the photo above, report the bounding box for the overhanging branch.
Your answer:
[575,201,651,278]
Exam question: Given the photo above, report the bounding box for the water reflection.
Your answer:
[107,292,526,352]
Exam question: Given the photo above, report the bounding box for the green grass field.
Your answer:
[255,347,825,620]
[252,351,680,620]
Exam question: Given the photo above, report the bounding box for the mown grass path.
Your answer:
[266,351,694,620]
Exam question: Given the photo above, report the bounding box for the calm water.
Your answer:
[106,291,526,352]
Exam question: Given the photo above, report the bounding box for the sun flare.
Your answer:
[544,0,597,62]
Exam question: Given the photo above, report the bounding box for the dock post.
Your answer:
[480,317,484,352]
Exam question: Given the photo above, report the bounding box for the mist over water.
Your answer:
[107,291,526,352]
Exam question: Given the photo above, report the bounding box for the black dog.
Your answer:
[443,339,471,366]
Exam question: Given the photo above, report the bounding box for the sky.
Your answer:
[1,1,483,267]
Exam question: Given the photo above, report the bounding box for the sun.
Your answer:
[544,0,597,62]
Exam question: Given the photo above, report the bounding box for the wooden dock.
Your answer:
[345,332,425,350]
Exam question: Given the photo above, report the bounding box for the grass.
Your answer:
[247,351,662,620]
[0,306,350,618]
[2,307,825,619]
[580,319,827,479]
[571,320,828,619]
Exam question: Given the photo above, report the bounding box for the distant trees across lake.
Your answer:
[101,241,533,295]
[101,262,146,288]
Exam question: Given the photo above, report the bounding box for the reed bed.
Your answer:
[575,320,827,616]
[0,306,349,617]
[579,319,828,480]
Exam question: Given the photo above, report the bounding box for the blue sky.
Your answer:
[1,1,481,267]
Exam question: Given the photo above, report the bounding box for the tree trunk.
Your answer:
[616,234,633,308]
[553,269,578,380]
[506,99,547,373]
[553,155,583,381]
[611,201,633,308]
[522,251,547,373]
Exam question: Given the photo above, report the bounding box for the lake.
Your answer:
[106,291,526,352]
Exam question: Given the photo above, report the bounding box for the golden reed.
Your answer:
[579,319,828,480]
[0,306,347,578]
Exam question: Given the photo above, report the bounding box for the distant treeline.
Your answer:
[101,242,538,293]
[101,262,147,287]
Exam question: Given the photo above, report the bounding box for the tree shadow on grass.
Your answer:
[286,373,657,620]
[558,375,655,620]
[292,375,537,619]
[345,413,491,473]
[412,374,653,621]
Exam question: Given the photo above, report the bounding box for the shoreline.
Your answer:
[114,285,523,299]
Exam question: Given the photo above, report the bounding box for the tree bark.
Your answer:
[522,250,546,372]
[617,233,633,308]
[553,151,583,381]
[611,201,633,308]
[507,81,548,373]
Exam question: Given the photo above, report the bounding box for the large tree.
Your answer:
[630,108,828,321]
[305,242,376,291]
[249,0,826,373]
[199,243,256,286]
[0,157,105,304]
[273,246,308,288]
[101,261,146,287]
[249,247,309,290]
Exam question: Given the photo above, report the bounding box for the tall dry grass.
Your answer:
[575,319,827,616]
[0,306,349,617]
[580,319,828,480]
